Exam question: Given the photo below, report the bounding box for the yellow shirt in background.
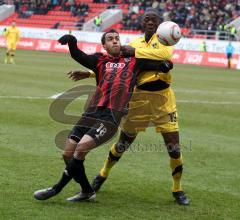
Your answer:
[5,26,20,43]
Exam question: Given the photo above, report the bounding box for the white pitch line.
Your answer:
[0,96,52,100]
[174,89,240,95]
[178,99,240,105]
[50,93,63,99]
[0,95,240,105]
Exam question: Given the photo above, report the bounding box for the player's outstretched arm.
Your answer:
[58,35,97,70]
[121,44,173,60]
[67,70,95,81]
[121,45,135,57]
[136,59,173,73]
[135,47,173,60]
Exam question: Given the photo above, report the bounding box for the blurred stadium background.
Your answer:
[1,0,240,68]
[0,1,240,219]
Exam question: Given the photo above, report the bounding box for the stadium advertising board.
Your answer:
[0,33,239,69]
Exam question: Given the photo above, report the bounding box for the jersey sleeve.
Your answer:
[135,59,170,72]
[135,46,173,60]
[68,40,98,71]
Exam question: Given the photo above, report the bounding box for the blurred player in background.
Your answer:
[4,20,20,64]
[226,41,234,68]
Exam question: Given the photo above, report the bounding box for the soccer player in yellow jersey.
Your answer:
[4,20,20,64]
[62,8,189,205]
[90,8,189,206]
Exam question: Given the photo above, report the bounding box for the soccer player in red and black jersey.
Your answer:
[33,29,173,202]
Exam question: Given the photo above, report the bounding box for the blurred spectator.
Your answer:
[94,15,102,32]
[52,22,60,29]
[119,0,240,38]
[4,0,240,39]
[226,41,234,68]
[199,41,207,52]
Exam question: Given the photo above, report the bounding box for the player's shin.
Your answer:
[5,52,10,63]
[100,131,136,177]
[54,157,93,193]
[9,50,15,64]
[100,143,124,177]
[169,152,183,192]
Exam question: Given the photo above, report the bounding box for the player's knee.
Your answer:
[115,131,136,153]
[119,131,136,144]
[167,145,181,158]
[62,151,73,164]
[115,141,129,153]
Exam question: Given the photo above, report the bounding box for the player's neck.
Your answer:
[145,33,153,43]
[108,53,120,59]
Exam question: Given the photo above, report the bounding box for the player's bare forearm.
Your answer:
[121,45,135,56]
[67,70,93,81]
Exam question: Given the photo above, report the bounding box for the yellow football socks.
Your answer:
[170,154,183,192]
[4,54,10,63]
[100,144,124,177]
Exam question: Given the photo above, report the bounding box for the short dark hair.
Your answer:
[101,29,119,45]
[143,8,160,18]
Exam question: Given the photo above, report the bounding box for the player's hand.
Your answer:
[160,60,173,73]
[58,34,77,45]
[67,70,91,81]
[121,45,135,56]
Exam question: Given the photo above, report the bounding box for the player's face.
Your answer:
[142,13,160,36]
[12,21,16,26]
[103,33,121,57]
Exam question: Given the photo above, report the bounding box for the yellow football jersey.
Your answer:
[5,26,20,43]
[130,33,173,85]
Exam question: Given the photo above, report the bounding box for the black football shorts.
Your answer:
[69,108,123,146]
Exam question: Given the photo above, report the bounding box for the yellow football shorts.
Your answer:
[121,87,179,134]
[7,41,17,50]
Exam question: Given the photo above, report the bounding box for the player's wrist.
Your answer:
[88,70,95,78]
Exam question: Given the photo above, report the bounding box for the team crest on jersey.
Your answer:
[152,43,159,48]
[124,57,131,62]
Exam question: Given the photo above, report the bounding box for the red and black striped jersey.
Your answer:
[90,54,138,112]
[68,41,169,113]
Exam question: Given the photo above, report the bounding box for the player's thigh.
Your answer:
[64,122,90,158]
[153,88,179,133]
[86,120,118,147]
[11,43,17,50]
[6,42,12,51]
[74,134,96,159]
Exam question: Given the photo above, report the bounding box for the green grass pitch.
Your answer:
[0,49,239,219]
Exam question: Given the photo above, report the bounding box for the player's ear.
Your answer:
[102,44,107,50]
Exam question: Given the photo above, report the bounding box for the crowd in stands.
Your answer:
[121,0,240,34]
[2,0,90,29]
[3,0,60,17]
[2,0,240,38]
[2,0,89,17]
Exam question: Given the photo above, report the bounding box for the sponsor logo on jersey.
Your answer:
[106,62,125,69]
